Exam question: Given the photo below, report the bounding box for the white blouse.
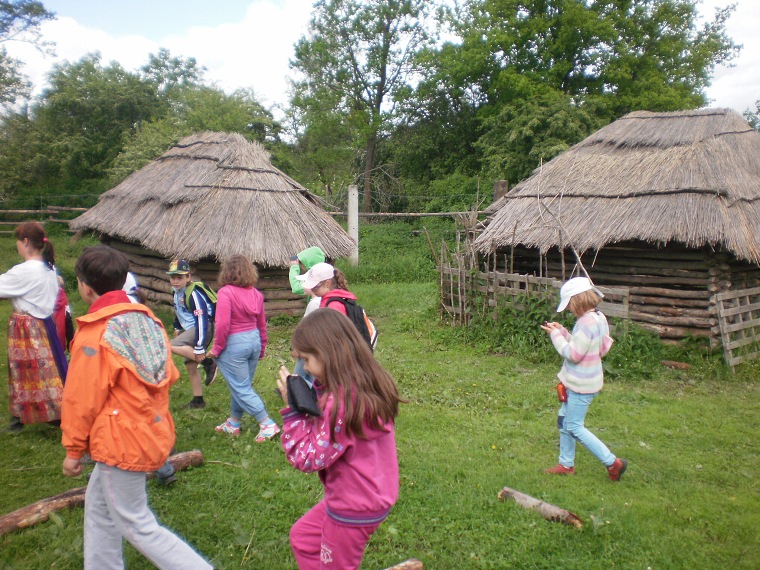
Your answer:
[0,260,59,319]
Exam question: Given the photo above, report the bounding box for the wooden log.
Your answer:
[661,360,691,370]
[637,322,712,339]
[628,305,710,318]
[0,450,204,537]
[628,286,711,299]
[547,262,708,279]
[589,255,711,271]
[383,559,424,570]
[629,310,716,328]
[498,487,582,528]
[629,295,710,308]
[146,450,204,480]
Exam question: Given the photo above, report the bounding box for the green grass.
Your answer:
[0,224,758,569]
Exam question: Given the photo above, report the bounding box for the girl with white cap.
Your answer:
[540,277,627,481]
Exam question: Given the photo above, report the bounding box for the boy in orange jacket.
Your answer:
[61,246,211,570]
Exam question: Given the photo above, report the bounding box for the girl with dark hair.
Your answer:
[206,255,279,441]
[276,308,402,570]
[1,222,67,432]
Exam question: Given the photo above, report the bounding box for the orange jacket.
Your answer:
[61,291,179,472]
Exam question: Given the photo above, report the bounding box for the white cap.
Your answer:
[296,262,335,290]
[557,277,603,312]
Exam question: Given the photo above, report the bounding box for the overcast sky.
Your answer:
[5,0,759,116]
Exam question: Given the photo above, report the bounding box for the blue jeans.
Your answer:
[216,329,269,423]
[292,358,315,388]
[558,389,615,468]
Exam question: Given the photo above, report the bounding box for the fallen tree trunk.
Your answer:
[0,450,204,537]
[498,487,583,529]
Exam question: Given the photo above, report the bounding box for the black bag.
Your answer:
[324,297,378,351]
[286,374,321,416]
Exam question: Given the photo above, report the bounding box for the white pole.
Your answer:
[348,184,359,266]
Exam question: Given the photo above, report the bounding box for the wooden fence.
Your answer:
[714,286,760,372]
[440,258,630,326]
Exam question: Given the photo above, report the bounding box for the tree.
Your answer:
[290,0,430,210]
[447,0,738,116]
[0,0,54,106]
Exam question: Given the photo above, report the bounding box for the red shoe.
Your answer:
[545,464,575,475]
[607,458,628,481]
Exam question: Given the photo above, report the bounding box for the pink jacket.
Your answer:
[320,289,357,316]
[280,391,399,526]
[211,285,267,358]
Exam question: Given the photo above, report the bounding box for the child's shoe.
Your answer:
[545,464,575,475]
[183,397,205,409]
[255,419,280,442]
[215,419,241,436]
[607,458,628,481]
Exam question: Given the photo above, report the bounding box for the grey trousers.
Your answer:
[85,462,212,570]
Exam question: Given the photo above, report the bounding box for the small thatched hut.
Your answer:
[70,131,355,315]
[474,108,760,340]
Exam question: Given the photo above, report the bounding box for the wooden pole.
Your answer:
[498,486,583,528]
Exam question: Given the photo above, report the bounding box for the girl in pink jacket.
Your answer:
[276,309,403,569]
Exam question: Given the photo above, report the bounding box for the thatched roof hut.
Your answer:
[70,131,355,315]
[473,108,760,340]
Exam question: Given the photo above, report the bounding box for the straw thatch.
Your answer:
[476,108,760,264]
[70,131,354,266]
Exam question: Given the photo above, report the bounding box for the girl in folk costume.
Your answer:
[540,277,627,481]
[277,309,402,570]
[1,222,68,432]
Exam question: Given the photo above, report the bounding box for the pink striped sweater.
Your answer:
[550,310,613,394]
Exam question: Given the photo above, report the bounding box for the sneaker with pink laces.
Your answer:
[545,464,575,475]
[215,419,240,436]
[255,420,280,442]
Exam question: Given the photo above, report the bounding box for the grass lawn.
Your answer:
[0,226,758,569]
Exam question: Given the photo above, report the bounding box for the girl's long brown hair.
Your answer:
[291,308,402,438]
[16,221,55,268]
[218,255,258,288]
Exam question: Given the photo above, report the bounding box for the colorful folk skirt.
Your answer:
[7,312,67,424]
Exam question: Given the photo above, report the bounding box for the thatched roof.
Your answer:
[71,132,354,266]
[475,108,760,264]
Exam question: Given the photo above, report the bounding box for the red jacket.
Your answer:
[61,291,179,472]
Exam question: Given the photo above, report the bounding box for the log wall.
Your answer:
[492,241,760,341]
[105,238,306,317]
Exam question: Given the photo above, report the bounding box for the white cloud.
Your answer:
[6,0,313,113]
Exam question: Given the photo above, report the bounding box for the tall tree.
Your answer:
[0,0,54,106]
[290,0,430,210]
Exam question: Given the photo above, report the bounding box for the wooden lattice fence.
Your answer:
[714,286,760,371]
[440,257,629,326]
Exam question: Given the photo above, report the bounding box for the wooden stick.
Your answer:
[498,487,583,528]
[383,559,424,570]
[0,450,204,537]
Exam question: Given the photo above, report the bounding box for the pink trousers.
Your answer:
[290,500,381,570]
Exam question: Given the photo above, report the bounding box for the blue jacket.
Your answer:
[172,283,214,354]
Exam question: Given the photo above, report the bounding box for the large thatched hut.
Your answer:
[70,131,355,315]
[474,108,760,340]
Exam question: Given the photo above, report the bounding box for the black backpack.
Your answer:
[324,297,378,351]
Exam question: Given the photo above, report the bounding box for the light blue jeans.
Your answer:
[558,389,616,468]
[216,329,269,423]
[292,358,315,388]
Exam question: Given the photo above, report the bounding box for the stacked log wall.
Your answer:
[105,238,305,317]
[489,241,760,341]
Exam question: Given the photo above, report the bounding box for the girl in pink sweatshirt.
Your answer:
[276,309,402,569]
[206,255,279,442]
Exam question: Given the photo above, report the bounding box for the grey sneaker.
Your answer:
[158,474,178,486]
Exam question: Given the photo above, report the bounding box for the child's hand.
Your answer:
[62,456,83,477]
[541,321,561,333]
[276,366,290,402]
